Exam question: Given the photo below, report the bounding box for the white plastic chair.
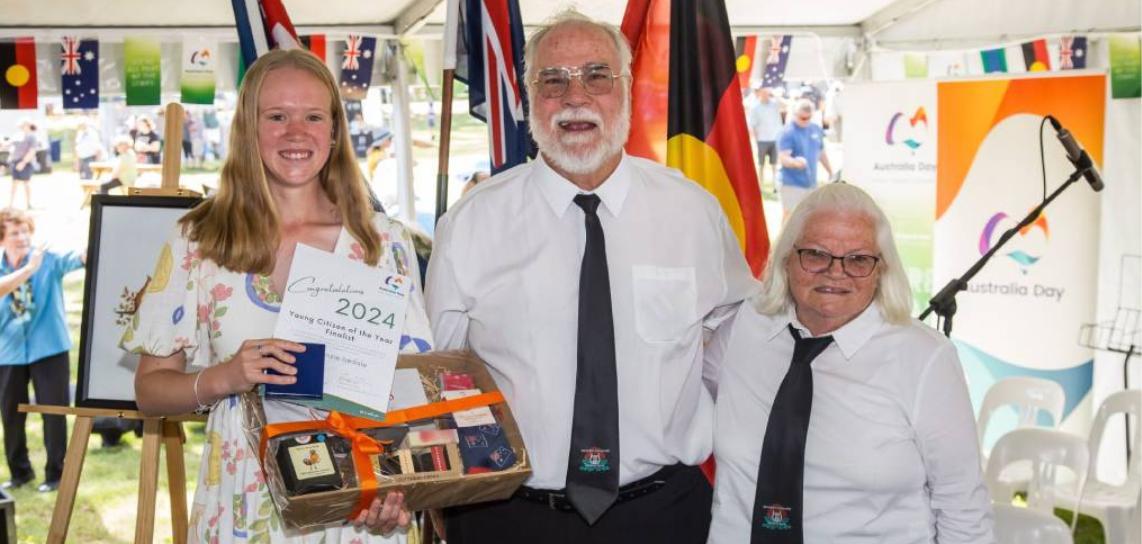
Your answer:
[978,377,1067,496]
[1055,389,1141,544]
[978,376,1067,449]
[986,428,1089,530]
[993,504,1074,544]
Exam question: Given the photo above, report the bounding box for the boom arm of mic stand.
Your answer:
[918,167,1088,336]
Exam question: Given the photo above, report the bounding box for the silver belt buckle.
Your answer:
[548,492,560,510]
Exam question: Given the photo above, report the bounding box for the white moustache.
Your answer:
[549,108,604,130]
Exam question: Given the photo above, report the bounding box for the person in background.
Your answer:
[777,99,833,220]
[0,208,86,494]
[705,182,992,543]
[460,171,490,197]
[428,9,758,543]
[74,119,104,180]
[127,48,422,543]
[132,115,162,165]
[747,86,784,192]
[7,120,37,209]
[99,136,138,194]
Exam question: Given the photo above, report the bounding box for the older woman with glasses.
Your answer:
[704,183,992,543]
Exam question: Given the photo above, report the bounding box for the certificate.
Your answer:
[273,243,410,420]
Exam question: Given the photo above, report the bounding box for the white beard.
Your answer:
[530,97,631,176]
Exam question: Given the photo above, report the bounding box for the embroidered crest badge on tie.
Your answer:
[578,447,612,473]
[762,503,793,531]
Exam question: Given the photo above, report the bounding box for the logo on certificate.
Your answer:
[380,275,405,295]
[577,447,611,473]
[761,504,792,531]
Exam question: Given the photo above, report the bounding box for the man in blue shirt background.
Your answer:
[0,208,85,493]
[777,99,833,221]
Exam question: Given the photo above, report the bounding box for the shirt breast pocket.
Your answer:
[631,265,698,344]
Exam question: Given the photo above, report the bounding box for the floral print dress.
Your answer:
[122,214,434,544]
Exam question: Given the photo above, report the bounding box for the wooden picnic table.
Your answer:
[80,161,164,208]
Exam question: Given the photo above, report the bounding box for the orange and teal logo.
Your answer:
[980,211,1050,274]
[885,107,928,150]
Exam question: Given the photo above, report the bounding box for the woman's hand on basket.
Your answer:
[353,492,410,535]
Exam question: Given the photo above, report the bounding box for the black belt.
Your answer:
[513,463,685,511]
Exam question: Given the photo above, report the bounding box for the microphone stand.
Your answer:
[919,165,1091,337]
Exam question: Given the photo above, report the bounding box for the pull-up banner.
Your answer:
[934,73,1105,442]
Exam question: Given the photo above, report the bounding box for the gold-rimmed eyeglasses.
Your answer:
[794,247,881,278]
[530,64,627,99]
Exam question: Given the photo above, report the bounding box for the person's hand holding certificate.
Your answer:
[272,243,410,420]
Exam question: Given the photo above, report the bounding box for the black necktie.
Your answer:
[750,325,833,543]
[566,193,620,525]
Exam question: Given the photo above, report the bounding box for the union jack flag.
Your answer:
[61,37,82,75]
[450,0,534,174]
[60,37,99,109]
[766,35,785,64]
[1059,36,1087,70]
[343,35,363,71]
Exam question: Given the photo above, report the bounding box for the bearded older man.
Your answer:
[426,9,758,544]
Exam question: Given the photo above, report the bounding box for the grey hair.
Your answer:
[794,98,814,114]
[754,182,914,326]
[523,8,634,89]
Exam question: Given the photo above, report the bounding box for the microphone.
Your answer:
[1047,115,1104,192]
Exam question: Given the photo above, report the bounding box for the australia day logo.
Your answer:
[885,107,928,151]
[380,275,405,295]
[980,211,1050,275]
[190,48,211,67]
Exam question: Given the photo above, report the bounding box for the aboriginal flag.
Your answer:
[623,0,769,277]
[0,38,38,110]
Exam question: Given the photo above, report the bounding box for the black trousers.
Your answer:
[99,178,123,194]
[445,464,712,544]
[0,352,69,483]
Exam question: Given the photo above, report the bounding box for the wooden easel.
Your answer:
[19,103,205,544]
[16,405,205,544]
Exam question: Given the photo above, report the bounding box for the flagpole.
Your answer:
[436,0,461,225]
[436,69,454,225]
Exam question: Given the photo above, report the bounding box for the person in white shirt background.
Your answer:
[704,182,992,543]
[427,8,758,544]
[73,119,104,180]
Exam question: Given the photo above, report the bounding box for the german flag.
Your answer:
[623,0,769,277]
[0,38,38,110]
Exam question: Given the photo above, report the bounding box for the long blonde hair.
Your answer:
[179,48,381,273]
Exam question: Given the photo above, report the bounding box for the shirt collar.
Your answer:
[764,302,885,360]
[535,153,631,219]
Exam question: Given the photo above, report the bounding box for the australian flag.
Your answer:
[1059,36,1088,70]
[454,0,534,174]
[231,0,301,70]
[339,35,376,101]
[61,37,98,110]
[761,35,792,88]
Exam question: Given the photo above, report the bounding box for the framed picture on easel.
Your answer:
[76,194,200,410]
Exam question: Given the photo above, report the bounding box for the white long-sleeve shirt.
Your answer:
[426,153,760,490]
[706,302,993,543]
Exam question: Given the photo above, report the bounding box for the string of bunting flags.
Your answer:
[0,33,385,110]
